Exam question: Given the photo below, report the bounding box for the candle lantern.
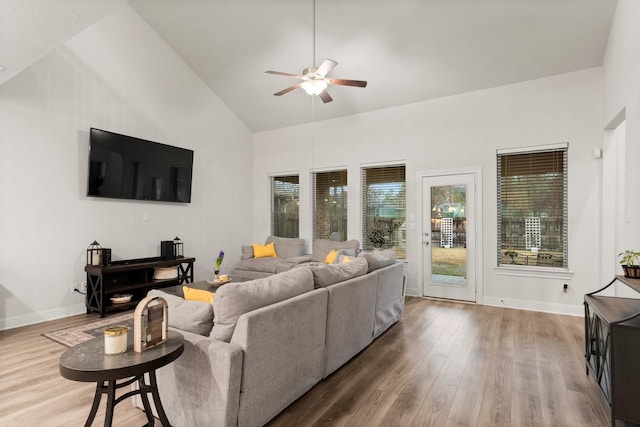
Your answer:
[87,240,102,266]
[173,236,183,258]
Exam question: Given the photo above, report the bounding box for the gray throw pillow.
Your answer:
[311,239,360,262]
[147,289,214,336]
[335,248,356,263]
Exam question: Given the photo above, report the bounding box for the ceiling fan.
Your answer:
[265,59,367,103]
[265,0,367,103]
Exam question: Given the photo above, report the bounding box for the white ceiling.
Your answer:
[1,0,617,132]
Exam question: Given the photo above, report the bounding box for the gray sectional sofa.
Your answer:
[139,249,405,427]
[232,235,359,280]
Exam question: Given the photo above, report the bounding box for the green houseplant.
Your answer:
[504,249,519,264]
[618,249,640,278]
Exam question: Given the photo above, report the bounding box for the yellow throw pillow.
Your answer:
[341,256,353,263]
[183,286,214,305]
[253,242,277,258]
[324,249,338,264]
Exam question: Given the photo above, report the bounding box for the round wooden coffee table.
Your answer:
[59,329,184,427]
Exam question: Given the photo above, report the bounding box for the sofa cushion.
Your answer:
[311,239,360,262]
[210,268,315,342]
[358,249,397,272]
[234,257,284,273]
[309,257,368,288]
[253,242,277,258]
[147,289,214,336]
[265,235,306,259]
[241,245,254,260]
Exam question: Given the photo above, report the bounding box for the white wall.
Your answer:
[254,67,603,315]
[0,5,254,329]
[603,0,640,272]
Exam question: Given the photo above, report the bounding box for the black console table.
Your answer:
[85,257,195,317]
[59,330,184,427]
[584,275,640,427]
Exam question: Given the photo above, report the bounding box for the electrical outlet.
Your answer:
[72,282,88,293]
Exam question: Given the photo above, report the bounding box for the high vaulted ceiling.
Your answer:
[1,0,618,132]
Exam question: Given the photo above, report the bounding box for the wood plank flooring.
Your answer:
[267,297,615,427]
[0,297,617,426]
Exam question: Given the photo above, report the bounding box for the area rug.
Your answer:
[42,312,133,348]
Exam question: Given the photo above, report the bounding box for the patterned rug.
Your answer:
[42,312,134,347]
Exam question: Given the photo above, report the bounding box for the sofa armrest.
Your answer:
[284,255,312,264]
[137,328,244,427]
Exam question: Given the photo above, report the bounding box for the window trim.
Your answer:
[270,173,300,238]
[311,168,348,242]
[496,142,569,272]
[360,163,406,258]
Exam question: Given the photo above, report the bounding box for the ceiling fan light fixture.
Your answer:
[301,78,328,95]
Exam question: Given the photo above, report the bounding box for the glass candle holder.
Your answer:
[104,326,128,354]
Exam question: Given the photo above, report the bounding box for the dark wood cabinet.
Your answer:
[85,257,195,317]
[584,276,640,427]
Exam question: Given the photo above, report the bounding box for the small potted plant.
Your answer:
[214,250,224,277]
[504,249,519,264]
[618,249,640,278]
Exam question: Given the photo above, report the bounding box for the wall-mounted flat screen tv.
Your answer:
[87,128,194,203]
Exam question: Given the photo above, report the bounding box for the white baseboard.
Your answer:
[404,292,583,317]
[482,296,583,316]
[0,304,87,331]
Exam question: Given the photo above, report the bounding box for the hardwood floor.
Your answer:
[268,297,614,427]
[0,297,615,426]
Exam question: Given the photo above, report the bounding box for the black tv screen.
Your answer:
[87,128,194,203]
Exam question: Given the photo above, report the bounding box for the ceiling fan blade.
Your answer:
[316,59,338,77]
[330,78,368,88]
[319,90,333,103]
[274,83,302,96]
[265,70,302,79]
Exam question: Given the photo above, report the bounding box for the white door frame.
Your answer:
[416,167,483,304]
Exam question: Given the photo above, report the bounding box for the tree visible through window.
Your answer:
[361,165,406,258]
[313,170,347,241]
[271,175,299,238]
[497,144,568,268]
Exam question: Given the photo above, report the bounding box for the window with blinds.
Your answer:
[312,170,348,241]
[497,144,568,268]
[361,165,406,258]
[271,175,299,238]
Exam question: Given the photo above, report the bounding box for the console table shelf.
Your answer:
[85,257,195,317]
[584,275,640,427]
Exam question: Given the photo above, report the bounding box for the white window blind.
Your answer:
[312,170,348,241]
[361,165,406,258]
[497,145,568,268]
[271,175,299,238]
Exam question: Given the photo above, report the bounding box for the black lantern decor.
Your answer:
[87,241,102,266]
[173,236,183,258]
